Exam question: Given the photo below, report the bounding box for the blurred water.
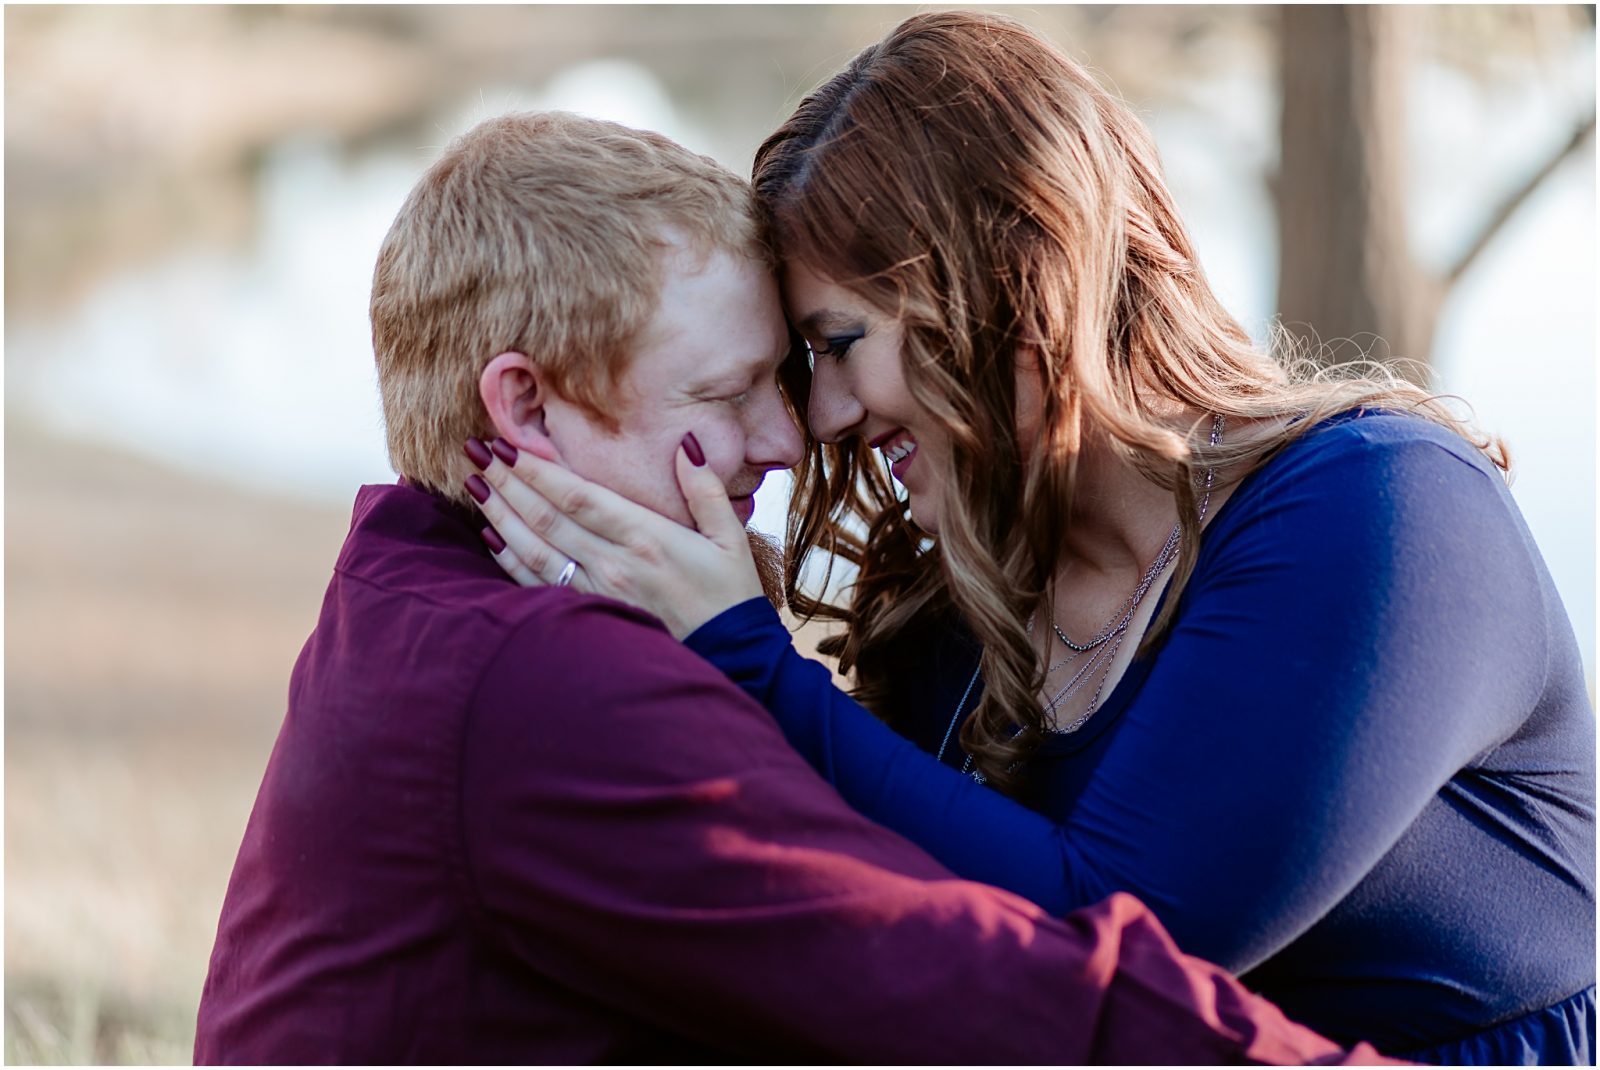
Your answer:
[6,55,1593,680]
[9,137,406,501]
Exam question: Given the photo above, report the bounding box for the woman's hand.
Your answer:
[462,435,765,639]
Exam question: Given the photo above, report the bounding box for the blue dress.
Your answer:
[687,413,1595,1063]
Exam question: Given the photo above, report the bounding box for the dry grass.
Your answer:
[5,418,352,1063]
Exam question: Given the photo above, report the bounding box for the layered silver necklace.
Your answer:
[936,414,1225,782]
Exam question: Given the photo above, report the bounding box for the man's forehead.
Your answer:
[625,322,789,399]
[622,245,787,390]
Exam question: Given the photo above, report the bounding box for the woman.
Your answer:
[466,11,1594,1063]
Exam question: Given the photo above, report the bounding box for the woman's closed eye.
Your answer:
[805,334,861,365]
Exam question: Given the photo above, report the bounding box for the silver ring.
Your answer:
[555,559,579,587]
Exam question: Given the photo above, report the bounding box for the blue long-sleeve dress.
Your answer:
[686,412,1595,1063]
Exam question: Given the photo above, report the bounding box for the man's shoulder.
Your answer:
[464,589,790,788]
[329,481,641,635]
[310,480,750,747]
[289,484,683,740]
[474,588,727,700]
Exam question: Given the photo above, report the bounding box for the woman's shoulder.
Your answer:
[1280,407,1493,468]
[1198,407,1524,577]
[1232,409,1504,511]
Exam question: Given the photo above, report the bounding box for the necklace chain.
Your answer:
[1040,413,1224,729]
[939,414,1225,782]
[934,662,984,764]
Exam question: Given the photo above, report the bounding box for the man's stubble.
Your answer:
[747,530,786,610]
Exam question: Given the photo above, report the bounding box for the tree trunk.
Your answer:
[1275,5,1441,383]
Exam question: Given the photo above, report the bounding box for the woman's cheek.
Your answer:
[904,443,949,534]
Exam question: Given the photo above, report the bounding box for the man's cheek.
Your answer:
[638,451,695,525]
[695,425,742,479]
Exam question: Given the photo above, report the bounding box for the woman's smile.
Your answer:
[874,428,919,481]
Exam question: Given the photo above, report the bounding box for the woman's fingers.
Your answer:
[496,440,655,548]
[460,432,763,638]
[479,525,544,588]
[468,441,609,564]
[463,440,605,593]
[675,435,746,548]
[467,473,593,591]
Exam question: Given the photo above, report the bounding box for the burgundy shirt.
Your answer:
[194,481,1387,1064]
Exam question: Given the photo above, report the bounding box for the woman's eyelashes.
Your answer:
[806,333,862,363]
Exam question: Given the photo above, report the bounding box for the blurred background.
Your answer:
[5,4,1594,1062]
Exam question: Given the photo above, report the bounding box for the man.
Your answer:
[195,111,1385,1064]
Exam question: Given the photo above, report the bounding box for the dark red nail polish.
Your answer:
[682,432,706,467]
[464,438,493,470]
[490,437,518,465]
[481,526,506,554]
[465,474,491,503]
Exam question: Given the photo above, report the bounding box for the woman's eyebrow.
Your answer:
[793,309,862,335]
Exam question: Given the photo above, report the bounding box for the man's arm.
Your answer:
[458,591,1387,1064]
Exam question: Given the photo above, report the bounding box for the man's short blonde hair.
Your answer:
[370,111,768,504]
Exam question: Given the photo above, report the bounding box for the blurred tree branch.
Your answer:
[1273,4,1592,381]
[1445,109,1596,288]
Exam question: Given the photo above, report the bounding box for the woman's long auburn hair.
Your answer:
[756,10,1506,792]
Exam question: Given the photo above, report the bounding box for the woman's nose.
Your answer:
[806,361,866,444]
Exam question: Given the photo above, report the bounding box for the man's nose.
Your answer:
[746,389,805,472]
[806,361,866,445]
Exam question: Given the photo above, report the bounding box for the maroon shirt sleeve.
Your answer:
[458,593,1393,1065]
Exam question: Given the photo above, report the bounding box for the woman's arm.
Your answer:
[1062,421,1547,971]
[466,434,1085,906]
[691,421,1550,972]
[686,595,1087,911]
[468,421,1550,974]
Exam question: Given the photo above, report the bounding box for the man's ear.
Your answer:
[479,351,565,463]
